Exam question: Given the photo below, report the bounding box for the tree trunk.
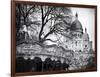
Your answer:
[39,6,44,42]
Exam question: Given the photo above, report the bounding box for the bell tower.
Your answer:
[85,27,87,33]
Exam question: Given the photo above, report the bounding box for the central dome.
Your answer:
[70,13,83,33]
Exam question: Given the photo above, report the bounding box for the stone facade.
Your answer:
[62,13,93,53]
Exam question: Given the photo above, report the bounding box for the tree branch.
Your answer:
[26,5,35,17]
[44,16,56,26]
[43,7,53,19]
[45,38,60,42]
[43,30,54,40]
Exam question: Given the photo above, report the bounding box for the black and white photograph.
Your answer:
[15,2,97,74]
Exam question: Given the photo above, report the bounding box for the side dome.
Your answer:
[70,13,83,33]
[83,28,89,41]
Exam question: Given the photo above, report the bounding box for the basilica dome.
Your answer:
[70,13,83,33]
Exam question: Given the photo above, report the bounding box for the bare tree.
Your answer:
[16,4,39,32]
[38,6,72,43]
[16,4,72,46]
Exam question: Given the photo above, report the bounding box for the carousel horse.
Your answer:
[19,25,38,40]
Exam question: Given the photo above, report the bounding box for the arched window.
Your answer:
[85,45,87,47]
[75,41,77,46]
[66,45,68,48]
[79,50,81,52]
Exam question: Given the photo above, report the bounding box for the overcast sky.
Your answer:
[71,7,95,49]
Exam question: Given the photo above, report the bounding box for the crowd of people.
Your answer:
[16,57,69,73]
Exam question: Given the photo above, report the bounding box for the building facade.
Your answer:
[62,13,92,53]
